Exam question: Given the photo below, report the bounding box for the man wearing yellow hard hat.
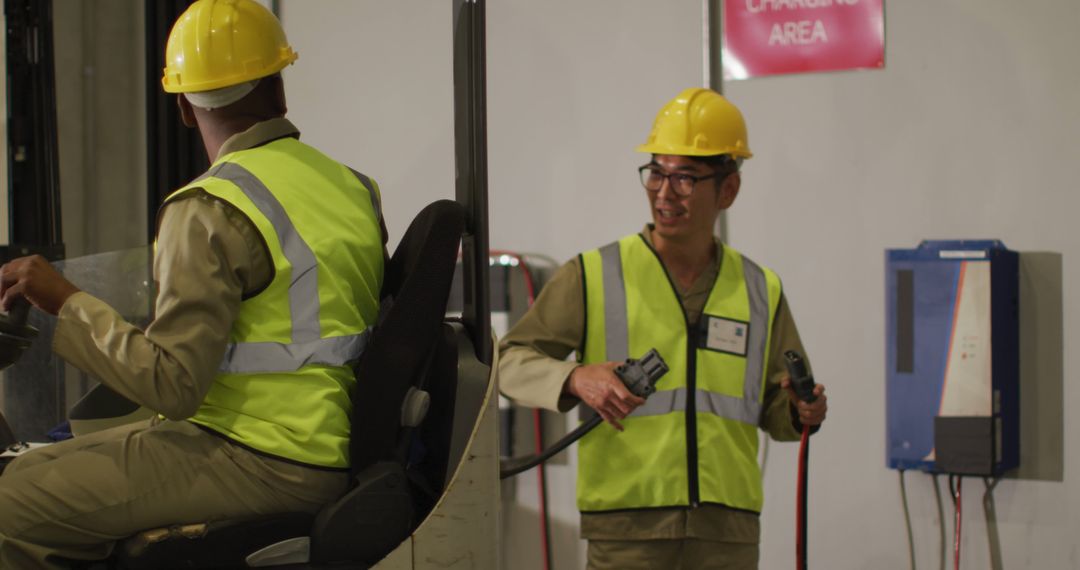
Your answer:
[499,88,828,568]
[0,0,385,565]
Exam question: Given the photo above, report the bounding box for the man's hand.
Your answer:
[782,378,827,427]
[0,255,80,316]
[565,362,645,431]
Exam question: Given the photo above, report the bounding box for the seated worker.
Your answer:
[0,1,386,567]
[498,88,828,570]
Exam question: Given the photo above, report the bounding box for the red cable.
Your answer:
[490,249,537,304]
[796,425,809,570]
[954,477,962,570]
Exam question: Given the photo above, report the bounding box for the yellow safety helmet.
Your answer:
[637,88,753,159]
[161,0,298,93]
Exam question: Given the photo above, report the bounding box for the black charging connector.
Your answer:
[614,348,667,398]
[499,349,668,479]
[783,350,817,403]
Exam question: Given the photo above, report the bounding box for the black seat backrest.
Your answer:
[348,199,465,478]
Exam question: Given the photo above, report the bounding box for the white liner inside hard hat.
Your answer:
[184,80,260,110]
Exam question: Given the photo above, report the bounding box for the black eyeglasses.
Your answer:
[638,165,725,197]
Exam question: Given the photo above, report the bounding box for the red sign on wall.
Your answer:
[722,0,885,80]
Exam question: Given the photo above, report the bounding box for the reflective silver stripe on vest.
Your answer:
[599,242,629,363]
[348,167,383,230]
[202,162,367,372]
[218,328,372,374]
[603,245,771,425]
[739,256,770,418]
[208,162,321,342]
[629,387,758,425]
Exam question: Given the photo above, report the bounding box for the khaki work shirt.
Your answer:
[55,118,385,421]
[498,226,811,543]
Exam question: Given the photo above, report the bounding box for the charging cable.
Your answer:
[500,349,669,479]
[784,350,816,570]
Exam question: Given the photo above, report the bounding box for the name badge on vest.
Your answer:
[700,314,749,357]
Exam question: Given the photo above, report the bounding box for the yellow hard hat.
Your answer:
[637,88,753,159]
[161,0,298,94]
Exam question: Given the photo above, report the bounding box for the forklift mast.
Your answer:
[144,0,206,241]
[4,0,62,254]
[2,0,65,441]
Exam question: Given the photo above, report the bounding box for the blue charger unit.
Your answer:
[885,240,1019,475]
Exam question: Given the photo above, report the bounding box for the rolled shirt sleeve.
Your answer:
[498,259,584,413]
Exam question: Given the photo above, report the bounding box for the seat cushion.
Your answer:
[115,513,314,569]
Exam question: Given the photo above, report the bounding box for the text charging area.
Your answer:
[886,240,1019,569]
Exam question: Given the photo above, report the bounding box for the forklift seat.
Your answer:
[112,199,467,569]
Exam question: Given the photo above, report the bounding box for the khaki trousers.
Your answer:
[587,538,759,570]
[0,418,347,569]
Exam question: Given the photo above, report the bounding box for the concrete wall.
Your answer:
[726,2,1078,568]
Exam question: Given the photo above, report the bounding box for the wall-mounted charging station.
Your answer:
[885,240,1019,476]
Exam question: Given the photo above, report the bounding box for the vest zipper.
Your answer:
[686,325,700,508]
[636,234,706,508]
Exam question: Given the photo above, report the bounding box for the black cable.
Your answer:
[953,476,962,570]
[500,415,602,479]
[796,426,810,570]
[899,470,916,570]
[983,477,1002,570]
[932,474,946,570]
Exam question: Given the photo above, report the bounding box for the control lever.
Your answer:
[7,298,30,328]
[0,297,38,372]
[500,349,668,479]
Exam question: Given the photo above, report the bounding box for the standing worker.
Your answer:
[0,0,386,567]
[499,87,827,569]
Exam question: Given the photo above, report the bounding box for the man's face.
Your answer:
[644,154,737,244]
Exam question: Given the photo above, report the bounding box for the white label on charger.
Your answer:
[939,250,987,259]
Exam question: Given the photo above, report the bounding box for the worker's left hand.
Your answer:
[0,255,81,316]
[782,379,827,427]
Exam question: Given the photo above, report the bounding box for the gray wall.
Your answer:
[727,2,1078,569]
[252,1,1079,568]
[54,0,147,257]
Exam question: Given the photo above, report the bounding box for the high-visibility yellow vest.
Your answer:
[161,136,384,469]
[577,234,782,512]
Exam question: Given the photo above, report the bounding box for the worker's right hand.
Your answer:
[0,255,81,316]
[565,362,645,431]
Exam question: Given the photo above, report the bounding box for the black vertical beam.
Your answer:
[5,0,61,247]
[144,0,207,241]
[452,0,492,365]
[2,0,64,441]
